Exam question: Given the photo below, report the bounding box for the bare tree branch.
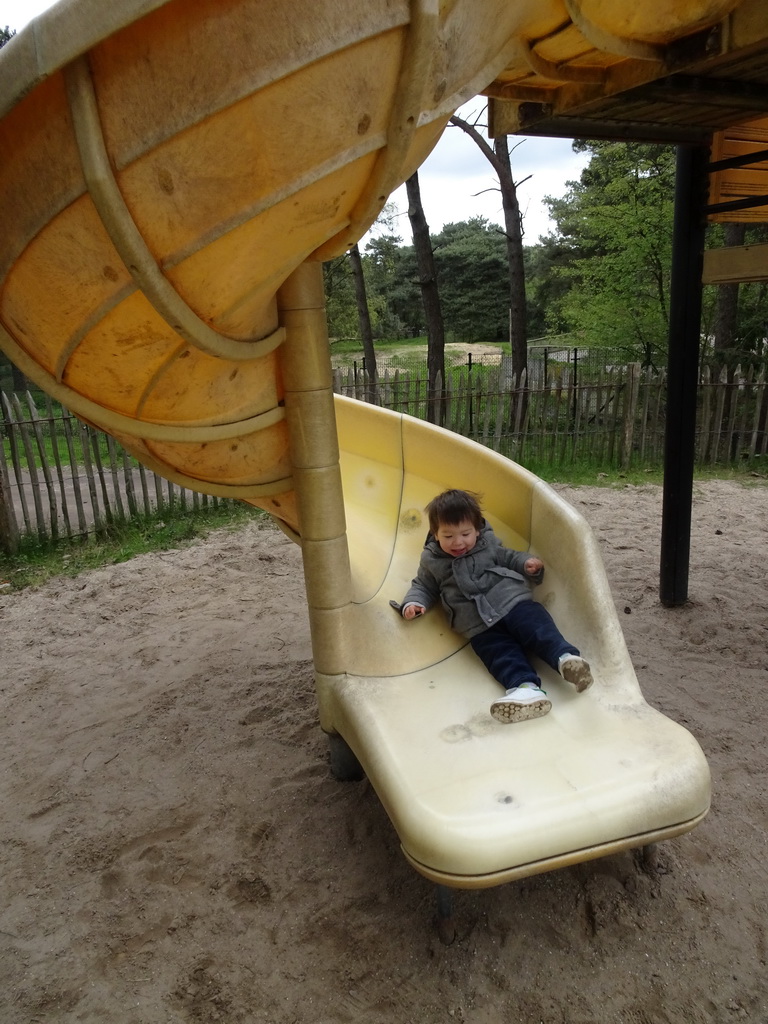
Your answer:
[448,113,529,383]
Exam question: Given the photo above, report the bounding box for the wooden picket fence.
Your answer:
[2,362,767,551]
[332,361,768,468]
[0,391,233,553]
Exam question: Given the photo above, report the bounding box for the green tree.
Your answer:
[364,232,420,338]
[349,242,377,397]
[706,222,768,375]
[323,205,410,347]
[523,241,573,340]
[322,256,358,343]
[544,142,676,367]
[431,218,508,343]
[406,171,445,422]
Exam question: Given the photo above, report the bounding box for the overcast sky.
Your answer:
[1,0,47,31]
[2,0,589,242]
[384,110,588,245]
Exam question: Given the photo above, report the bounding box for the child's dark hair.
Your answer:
[425,489,483,534]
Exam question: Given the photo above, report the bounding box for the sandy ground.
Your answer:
[1,479,766,1024]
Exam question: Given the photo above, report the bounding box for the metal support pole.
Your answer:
[660,143,710,607]
[277,261,353,675]
[435,885,456,945]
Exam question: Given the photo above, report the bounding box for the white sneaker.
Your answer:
[490,684,551,724]
[558,654,593,692]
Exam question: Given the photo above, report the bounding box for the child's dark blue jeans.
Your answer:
[469,599,579,691]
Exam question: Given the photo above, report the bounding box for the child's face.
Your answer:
[435,518,480,557]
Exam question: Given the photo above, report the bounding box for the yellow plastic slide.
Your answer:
[0,0,714,893]
[331,397,710,886]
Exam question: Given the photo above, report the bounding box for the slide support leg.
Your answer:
[640,842,660,874]
[277,261,352,678]
[660,143,709,607]
[436,885,456,945]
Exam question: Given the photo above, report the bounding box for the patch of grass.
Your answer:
[330,336,506,361]
[526,462,664,486]
[0,501,272,591]
[530,461,767,488]
[329,335,429,358]
[330,335,427,353]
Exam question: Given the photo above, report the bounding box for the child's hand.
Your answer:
[524,557,544,575]
[403,604,426,620]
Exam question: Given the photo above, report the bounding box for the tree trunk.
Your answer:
[1,352,28,391]
[493,134,528,385]
[713,221,746,381]
[349,243,378,403]
[405,171,445,424]
[449,116,528,385]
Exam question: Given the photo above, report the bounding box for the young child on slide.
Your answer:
[398,488,593,724]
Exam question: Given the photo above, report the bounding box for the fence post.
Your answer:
[698,365,712,462]
[78,420,104,534]
[749,370,766,460]
[44,396,73,538]
[620,362,641,469]
[711,364,728,463]
[62,411,89,536]
[467,355,474,432]
[26,391,59,542]
[431,370,444,427]
[0,442,19,555]
[12,393,47,542]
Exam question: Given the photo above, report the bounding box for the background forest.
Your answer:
[323,139,768,379]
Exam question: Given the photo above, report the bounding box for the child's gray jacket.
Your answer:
[401,522,541,639]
